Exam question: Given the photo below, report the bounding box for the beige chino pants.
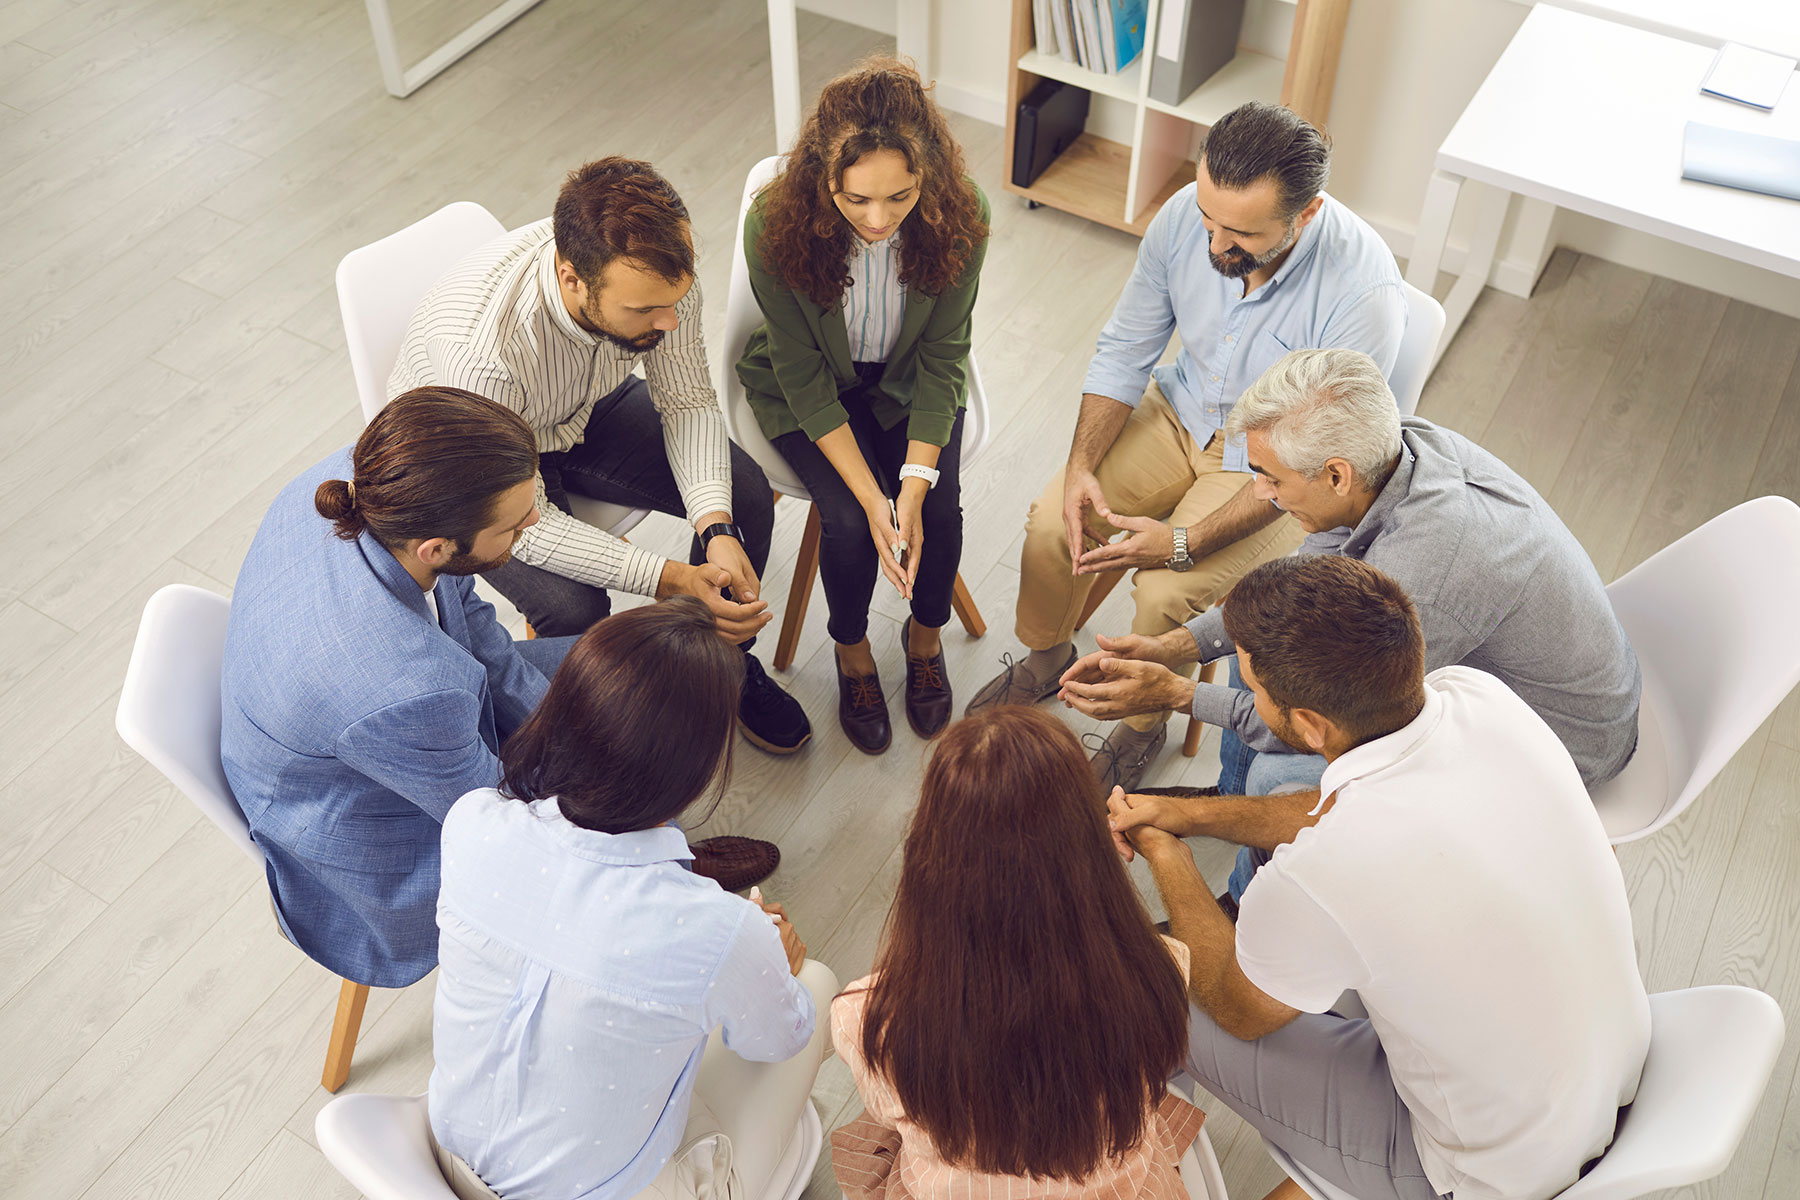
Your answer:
[1017,383,1303,732]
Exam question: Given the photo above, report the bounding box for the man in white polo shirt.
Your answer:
[1109,555,1648,1200]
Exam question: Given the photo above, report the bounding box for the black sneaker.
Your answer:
[739,653,811,755]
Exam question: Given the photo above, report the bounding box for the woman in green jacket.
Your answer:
[738,58,989,755]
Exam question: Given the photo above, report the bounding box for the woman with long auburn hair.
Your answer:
[736,56,990,756]
[427,597,839,1200]
[829,705,1205,1200]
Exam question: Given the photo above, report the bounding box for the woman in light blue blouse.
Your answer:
[428,596,838,1200]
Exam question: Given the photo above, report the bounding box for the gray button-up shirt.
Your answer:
[1185,418,1641,787]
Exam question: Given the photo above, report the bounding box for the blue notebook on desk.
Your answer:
[1681,122,1800,202]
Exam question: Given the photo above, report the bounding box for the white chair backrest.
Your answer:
[336,201,507,421]
[1264,986,1785,1200]
[1593,495,1800,842]
[317,1093,459,1200]
[717,155,992,500]
[1389,281,1445,418]
[115,584,263,867]
[1557,986,1785,1200]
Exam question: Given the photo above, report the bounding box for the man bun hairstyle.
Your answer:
[1222,555,1426,747]
[1200,101,1331,220]
[316,387,538,551]
[553,156,695,288]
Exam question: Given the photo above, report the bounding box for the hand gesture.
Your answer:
[1059,656,1193,720]
[751,887,807,976]
[1104,788,1188,862]
[663,562,771,643]
[1062,470,1111,572]
[1061,632,1192,690]
[864,501,911,599]
[1076,512,1177,576]
[703,533,762,605]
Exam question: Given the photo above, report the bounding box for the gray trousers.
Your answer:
[1183,1004,1447,1200]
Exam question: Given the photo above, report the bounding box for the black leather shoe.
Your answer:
[902,618,953,739]
[739,653,811,755]
[837,658,891,755]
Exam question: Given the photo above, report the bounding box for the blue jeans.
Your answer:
[1216,656,1327,901]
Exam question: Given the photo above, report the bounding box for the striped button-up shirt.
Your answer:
[844,235,907,363]
[389,219,732,596]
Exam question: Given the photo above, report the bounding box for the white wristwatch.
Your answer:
[898,462,941,489]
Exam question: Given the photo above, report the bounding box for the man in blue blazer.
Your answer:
[221,388,574,988]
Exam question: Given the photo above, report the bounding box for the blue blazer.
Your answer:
[222,448,553,987]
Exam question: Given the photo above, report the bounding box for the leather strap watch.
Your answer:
[698,521,745,548]
[1166,524,1194,572]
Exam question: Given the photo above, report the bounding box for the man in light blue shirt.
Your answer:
[969,101,1406,792]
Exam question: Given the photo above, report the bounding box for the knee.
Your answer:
[1022,484,1071,558]
[1131,569,1206,634]
[810,494,868,541]
[730,446,773,509]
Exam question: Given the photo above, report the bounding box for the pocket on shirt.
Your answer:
[294,816,422,875]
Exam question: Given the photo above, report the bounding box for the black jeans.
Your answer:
[770,370,964,646]
[484,376,775,640]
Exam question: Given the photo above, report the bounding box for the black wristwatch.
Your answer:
[699,521,745,548]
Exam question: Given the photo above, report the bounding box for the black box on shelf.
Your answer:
[1012,78,1091,189]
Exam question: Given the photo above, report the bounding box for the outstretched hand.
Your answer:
[1059,655,1194,720]
[1076,511,1176,575]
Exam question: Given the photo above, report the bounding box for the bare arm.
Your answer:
[1188,479,1283,560]
[1111,788,1330,853]
[1069,394,1134,474]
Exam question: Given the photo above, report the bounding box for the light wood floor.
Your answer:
[1,0,1798,1196]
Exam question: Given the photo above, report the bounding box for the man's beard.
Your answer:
[1208,220,1299,279]
[1265,705,1312,756]
[582,303,666,353]
[438,543,515,576]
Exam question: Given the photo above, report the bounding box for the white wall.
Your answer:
[812,0,1800,318]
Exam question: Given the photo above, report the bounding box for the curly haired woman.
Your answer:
[737,57,989,755]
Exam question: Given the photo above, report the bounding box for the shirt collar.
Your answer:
[1317,682,1446,805]
[537,239,597,348]
[528,797,696,865]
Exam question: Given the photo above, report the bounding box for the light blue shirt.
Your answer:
[429,790,815,1200]
[1082,187,1407,472]
[843,234,907,363]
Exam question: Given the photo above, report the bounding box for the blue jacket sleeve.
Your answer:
[453,575,551,737]
[334,689,504,823]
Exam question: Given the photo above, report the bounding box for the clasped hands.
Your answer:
[1105,786,1196,867]
[863,477,928,600]
[1057,629,1200,720]
[658,522,770,643]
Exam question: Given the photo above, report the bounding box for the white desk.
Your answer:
[1534,0,1800,60]
[1405,3,1800,371]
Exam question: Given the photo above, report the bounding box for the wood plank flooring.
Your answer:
[0,0,1797,1196]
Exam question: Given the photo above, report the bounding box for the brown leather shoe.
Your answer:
[902,618,953,739]
[689,836,780,892]
[837,658,892,755]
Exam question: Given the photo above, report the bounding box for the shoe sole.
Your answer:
[738,721,812,756]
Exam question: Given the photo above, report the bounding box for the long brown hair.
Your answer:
[757,56,987,306]
[860,707,1189,1179]
[315,387,537,551]
[499,597,744,833]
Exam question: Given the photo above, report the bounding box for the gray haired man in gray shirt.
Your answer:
[1061,347,1640,901]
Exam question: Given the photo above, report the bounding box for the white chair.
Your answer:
[1389,280,1445,418]
[334,202,648,540]
[1074,281,1447,759]
[1590,495,1800,842]
[717,155,991,670]
[1264,986,1785,1200]
[317,1092,825,1200]
[115,583,372,1092]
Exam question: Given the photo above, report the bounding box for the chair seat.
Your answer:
[565,494,650,540]
[1588,680,1670,842]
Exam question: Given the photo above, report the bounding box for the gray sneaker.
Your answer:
[964,647,1078,716]
[1086,723,1168,793]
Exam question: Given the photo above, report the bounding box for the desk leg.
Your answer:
[1434,182,1512,372]
[1405,169,1462,296]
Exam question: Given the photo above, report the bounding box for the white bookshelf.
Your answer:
[1003,0,1349,235]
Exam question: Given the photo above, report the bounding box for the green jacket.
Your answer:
[735,186,990,448]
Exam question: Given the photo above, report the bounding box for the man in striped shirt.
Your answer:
[390,157,811,755]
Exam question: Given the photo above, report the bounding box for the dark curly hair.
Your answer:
[756,57,987,307]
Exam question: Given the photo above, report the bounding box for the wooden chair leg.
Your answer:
[773,505,822,671]
[525,623,536,639]
[1075,570,1126,631]
[949,572,987,638]
[1180,660,1220,759]
[322,978,370,1093]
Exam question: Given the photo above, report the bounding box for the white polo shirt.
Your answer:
[1235,667,1650,1200]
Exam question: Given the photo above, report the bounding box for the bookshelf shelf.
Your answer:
[1004,0,1349,234]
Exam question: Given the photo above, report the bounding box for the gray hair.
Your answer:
[1225,348,1402,487]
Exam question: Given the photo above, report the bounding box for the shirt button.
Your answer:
[1212,375,1221,382]
[1225,335,1236,343]
[1214,640,1223,648]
